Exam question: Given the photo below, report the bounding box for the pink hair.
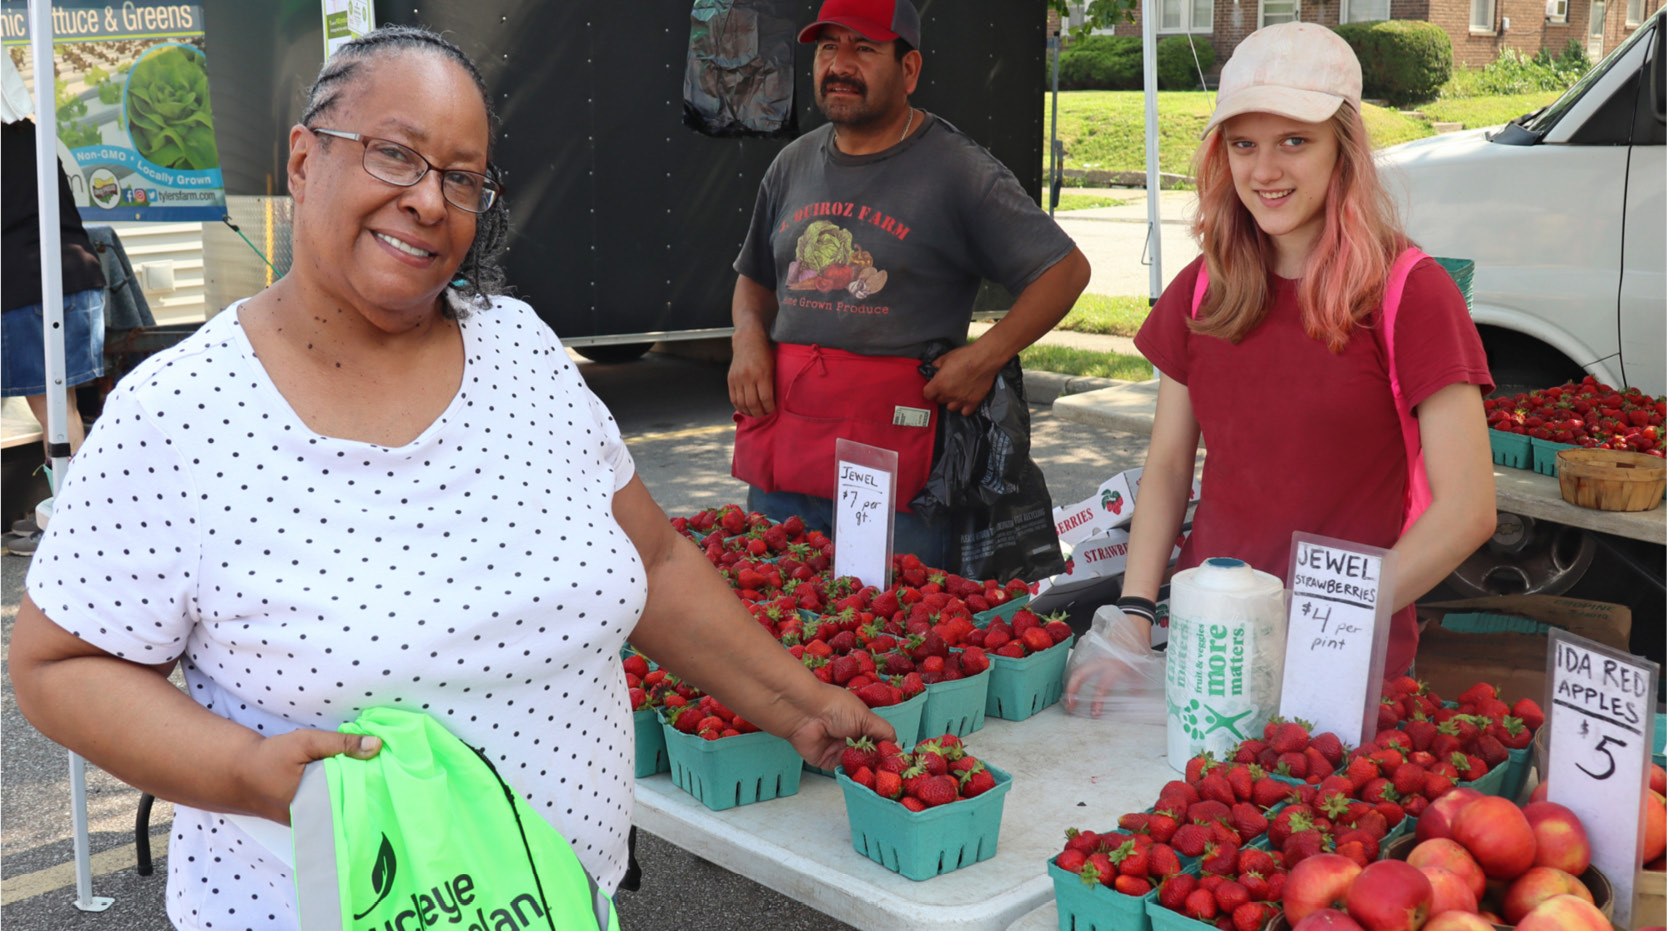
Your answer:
[1188,103,1407,352]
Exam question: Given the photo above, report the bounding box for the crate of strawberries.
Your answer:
[658,689,805,811]
[835,733,1013,881]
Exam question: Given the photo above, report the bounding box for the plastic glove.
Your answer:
[1062,604,1166,721]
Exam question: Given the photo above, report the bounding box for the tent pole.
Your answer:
[1142,0,1164,302]
[29,0,113,911]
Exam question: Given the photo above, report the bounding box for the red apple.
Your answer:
[1502,866,1594,924]
[1450,795,1537,880]
[1416,787,1484,843]
[1523,800,1592,875]
[1646,789,1666,863]
[1419,865,1479,916]
[1513,893,1613,931]
[1651,763,1665,796]
[1345,858,1433,931]
[1285,854,1364,923]
[1530,780,1548,803]
[1292,909,1368,931]
[1407,837,1487,900]
[1422,914,1497,931]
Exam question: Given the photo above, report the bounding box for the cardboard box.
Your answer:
[1050,468,1202,546]
[1414,595,1633,703]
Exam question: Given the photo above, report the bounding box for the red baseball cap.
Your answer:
[797,0,921,48]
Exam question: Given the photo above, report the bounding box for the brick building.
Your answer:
[1054,0,1661,70]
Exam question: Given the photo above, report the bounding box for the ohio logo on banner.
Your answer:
[2,0,226,220]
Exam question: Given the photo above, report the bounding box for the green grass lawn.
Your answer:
[1043,91,1432,178]
[1054,192,1133,211]
[1056,293,1150,338]
[1416,91,1562,129]
[1020,344,1154,381]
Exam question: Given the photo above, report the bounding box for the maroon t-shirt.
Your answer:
[1136,256,1492,678]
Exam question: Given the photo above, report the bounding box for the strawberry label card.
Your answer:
[833,439,896,589]
[1545,628,1658,929]
[1280,533,1397,747]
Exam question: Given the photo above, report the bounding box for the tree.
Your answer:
[1048,0,1141,36]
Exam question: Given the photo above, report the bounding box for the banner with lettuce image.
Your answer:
[2,0,226,220]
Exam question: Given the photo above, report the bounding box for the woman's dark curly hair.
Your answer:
[298,25,508,316]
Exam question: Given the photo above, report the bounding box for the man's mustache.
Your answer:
[820,75,867,96]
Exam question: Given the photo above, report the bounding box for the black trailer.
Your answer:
[200,0,1049,359]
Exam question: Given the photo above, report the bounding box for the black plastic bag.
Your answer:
[682,0,796,137]
[912,342,1066,583]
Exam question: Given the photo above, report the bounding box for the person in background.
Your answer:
[1069,23,1496,711]
[728,0,1091,567]
[9,26,891,930]
[2,52,107,554]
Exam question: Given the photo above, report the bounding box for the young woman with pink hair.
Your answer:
[1074,23,1498,701]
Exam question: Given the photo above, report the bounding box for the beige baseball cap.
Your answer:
[1201,22,1363,138]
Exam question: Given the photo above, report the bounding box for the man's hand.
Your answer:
[922,344,1000,416]
[728,328,776,417]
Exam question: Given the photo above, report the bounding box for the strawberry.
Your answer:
[1111,839,1150,877]
[1187,800,1232,826]
[1308,732,1345,766]
[1228,802,1268,844]
[855,681,897,707]
[1274,752,1308,780]
[1158,873,1197,911]
[875,770,903,799]
[1476,733,1509,768]
[1237,871,1271,902]
[1112,875,1151,896]
[1162,780,1202,807]
[1492,715,1533,750]
[1200,841,1239,875]
[1269,720,1312,755]
[839,739,879,779]
[959,767,997,798]
[1512,697,1545,731]
[1251,776,1294,810]
[1282,829,1331,868]
[1064,828,1102,854]
[1148,843,1183,877]
[1360,778,1399,805]
[1233,739,1267,764]
[1224,764,1255,802]
[1055,848,1087,874]
[1335,827,1379,862]
[1081,852,1116,887]
[1183,888,1219,920]
[1198,771,1236,807]
[1402,717,1439,752]
[913,773,959,807]
[1232,903,1272,931]
[1390,761,1427,797]
[1237,846,1276,877]
[1185,753,1219,784]
[1303,746,1334,780]
[1457,682,1497,705]
[1020,627,1055,654]
[1170,823,1209,857]
[1146,812,1180,844]
[1214,880,1250,915]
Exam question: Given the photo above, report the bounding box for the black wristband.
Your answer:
[1117,595,1158,625]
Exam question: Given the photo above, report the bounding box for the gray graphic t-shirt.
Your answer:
[734,115,1076,359]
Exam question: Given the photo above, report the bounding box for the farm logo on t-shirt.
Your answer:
[785,220,888,299]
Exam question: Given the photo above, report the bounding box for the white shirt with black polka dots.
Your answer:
[26,297,646,930]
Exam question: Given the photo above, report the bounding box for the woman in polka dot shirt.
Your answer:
[8,26,892,931]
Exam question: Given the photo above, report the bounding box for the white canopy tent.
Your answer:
[25,0,114,911]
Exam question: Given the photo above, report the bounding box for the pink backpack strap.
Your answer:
[1190,264,1209,319]
[1381,247,1431,533]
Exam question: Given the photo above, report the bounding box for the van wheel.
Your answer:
[1479,328,1586,398]
[573,343,653,364]
[1444,511,1594,596]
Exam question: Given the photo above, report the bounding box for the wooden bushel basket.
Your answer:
[1557,448,1666,512]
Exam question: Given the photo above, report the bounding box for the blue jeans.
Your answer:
[2,288,106,397]
[745,486,950,569]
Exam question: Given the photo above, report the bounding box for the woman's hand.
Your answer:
[1062,605,1165,719]
[783,684,897,770]
[236,729,383,824]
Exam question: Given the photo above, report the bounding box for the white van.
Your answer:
[1379,9,1665,398]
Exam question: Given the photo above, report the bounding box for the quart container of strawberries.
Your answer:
[660,721,804,811]
[921,667,990,737]
[807,691,927,777]
[834,762,1013,881]
[972,593,1031,628]
[633,707,669,778]
[1047,858,1157,931]
[986,635,1075,721]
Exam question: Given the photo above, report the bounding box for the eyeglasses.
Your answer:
[310,128,501,214]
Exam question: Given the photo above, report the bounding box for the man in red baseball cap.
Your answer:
[728,0,1090,568]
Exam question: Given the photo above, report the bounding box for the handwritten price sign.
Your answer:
[1279,534,1396,747]
[832,439,897,588]
[1545,628,1658,930]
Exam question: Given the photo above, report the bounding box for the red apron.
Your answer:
[732,343,937,511]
